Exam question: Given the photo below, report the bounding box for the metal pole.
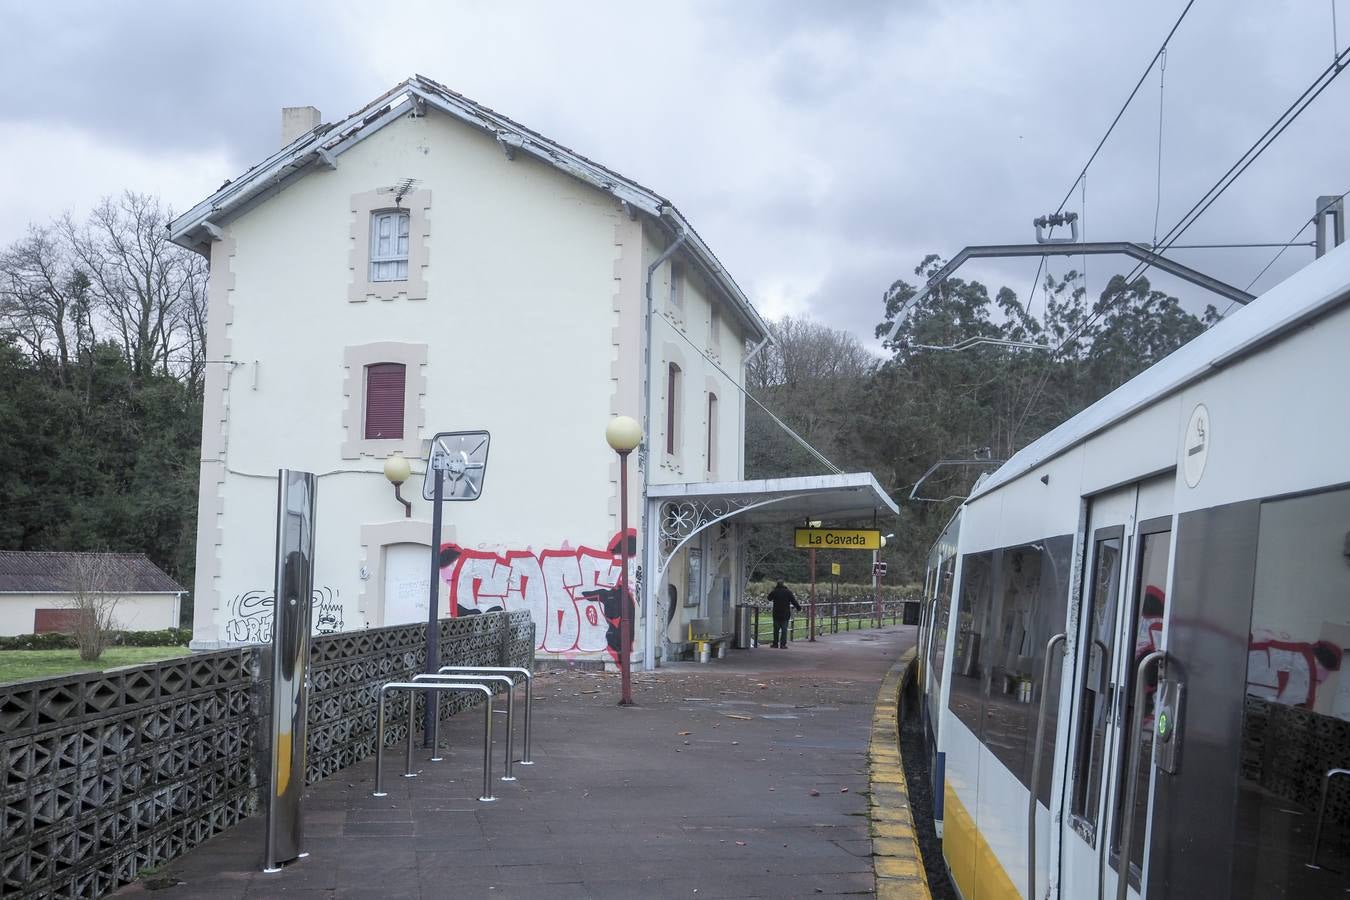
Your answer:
[1115,650,1167,900]
[430,691,443,763]
[373,688,389,797]
[522,673,533,764]
[416,673,515,780]
[808,548,817,641]
[424,465,445,748]
[1308,768,1350,868]
[618,448,634,706]
[405,690,417,779]
[481,691,495,801]
[872,549,879,628]
[372,683,495,801]
[438,666,534,765]
[1028,633,1067,900]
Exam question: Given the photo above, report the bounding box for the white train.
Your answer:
[915,243,1350,899]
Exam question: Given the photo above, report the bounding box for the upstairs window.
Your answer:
[709,307,721,351]
[669,261,685,312]
[370,210,410,282]
[706,393,718,472]
[666,362,682,456]
[364,363,406,439]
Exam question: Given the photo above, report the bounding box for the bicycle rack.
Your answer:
[414,673,518,781]
[438,666,535,765]
[372,682,496,802]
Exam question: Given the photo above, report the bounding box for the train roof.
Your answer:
[970,242,1350,502]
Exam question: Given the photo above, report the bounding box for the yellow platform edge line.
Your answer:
[869,646,933,900]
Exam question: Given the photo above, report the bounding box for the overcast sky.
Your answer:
[1,1,1344,345]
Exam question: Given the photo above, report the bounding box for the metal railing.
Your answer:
[415,673,517,781]
[437,665,534,766]
[1308,767,1350,870]
[749,598,914,644]
[372,682,496,802]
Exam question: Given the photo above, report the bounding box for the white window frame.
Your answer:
[348,189,431,303]
[369,210,410,283]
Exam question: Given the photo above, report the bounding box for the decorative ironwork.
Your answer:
[654,493,813,587]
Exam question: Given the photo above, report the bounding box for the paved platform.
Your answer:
[115,625,916,899]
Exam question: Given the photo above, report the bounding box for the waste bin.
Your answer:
[733,604,754,649]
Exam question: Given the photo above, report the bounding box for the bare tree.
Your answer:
[63,554,121,662]
[747,315,879,468]
[67,192,201,385]
[0,224,92,384]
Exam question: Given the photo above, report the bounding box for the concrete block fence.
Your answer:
[0,610,534,900]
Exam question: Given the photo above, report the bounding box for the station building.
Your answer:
[170,76,894,665]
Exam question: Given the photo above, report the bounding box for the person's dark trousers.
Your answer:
[772,617,789,648]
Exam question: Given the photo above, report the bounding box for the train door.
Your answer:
[1058,478,1173,899]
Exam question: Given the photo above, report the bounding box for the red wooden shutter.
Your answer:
[365,363,406,439]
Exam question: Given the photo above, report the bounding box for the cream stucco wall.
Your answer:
[195,109,645,659]
[0,593,180,636]
[640,226,752,654]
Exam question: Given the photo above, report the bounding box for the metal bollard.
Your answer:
[415,673,517,780]
[439,666,535,765]
[372,682,496,802]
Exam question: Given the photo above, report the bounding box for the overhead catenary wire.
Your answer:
[1058,42,1350,353]
[656,313,843,476]
[1050,0,1198,219]
[1125,41,1350,287]
[1152,48,1169,248]
[1216,189,1350,318]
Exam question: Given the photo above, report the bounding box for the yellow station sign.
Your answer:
[830,562,842,576]
[794,528,882,550]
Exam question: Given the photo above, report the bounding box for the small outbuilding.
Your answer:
[0,551,185,636]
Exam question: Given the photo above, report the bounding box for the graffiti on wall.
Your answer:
[224,586,344,642]
[439,530,638,659]
[1247,631,1344,710]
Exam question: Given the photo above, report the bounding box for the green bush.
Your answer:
[0,628,192,651]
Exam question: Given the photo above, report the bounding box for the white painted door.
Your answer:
[383,543,430,626]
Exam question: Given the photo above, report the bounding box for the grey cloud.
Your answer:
[0,1,366,165]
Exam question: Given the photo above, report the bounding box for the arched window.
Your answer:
[706,393,718,473]
[666,362,682,455]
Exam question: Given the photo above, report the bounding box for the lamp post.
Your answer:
[806,519,822,642]
[383,454,413,517]
[605,415,642,707]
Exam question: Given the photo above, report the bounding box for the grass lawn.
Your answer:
[0,646,190,684]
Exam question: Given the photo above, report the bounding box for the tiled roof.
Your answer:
[0,552,184,594]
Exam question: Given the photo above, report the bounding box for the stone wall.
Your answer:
[0,610,533,899]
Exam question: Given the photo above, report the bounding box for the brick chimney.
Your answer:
[280,106,322,146]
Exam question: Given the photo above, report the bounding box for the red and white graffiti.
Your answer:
[439,531,637,658]
[1247,632,1344,709]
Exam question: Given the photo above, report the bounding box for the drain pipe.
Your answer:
[640,217,687,671]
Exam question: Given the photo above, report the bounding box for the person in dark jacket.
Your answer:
[767,581,801,648]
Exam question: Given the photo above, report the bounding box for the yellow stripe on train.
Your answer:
[943,784,1021,900]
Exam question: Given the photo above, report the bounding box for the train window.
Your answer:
[984,546,1043,778]
[1111,524,1170,880]
[949,551,995,736]
[930,554,956,683]
[1231,487,1350,898]
[1070,531,1123,842]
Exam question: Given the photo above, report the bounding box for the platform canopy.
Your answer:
[646,472,899,526]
